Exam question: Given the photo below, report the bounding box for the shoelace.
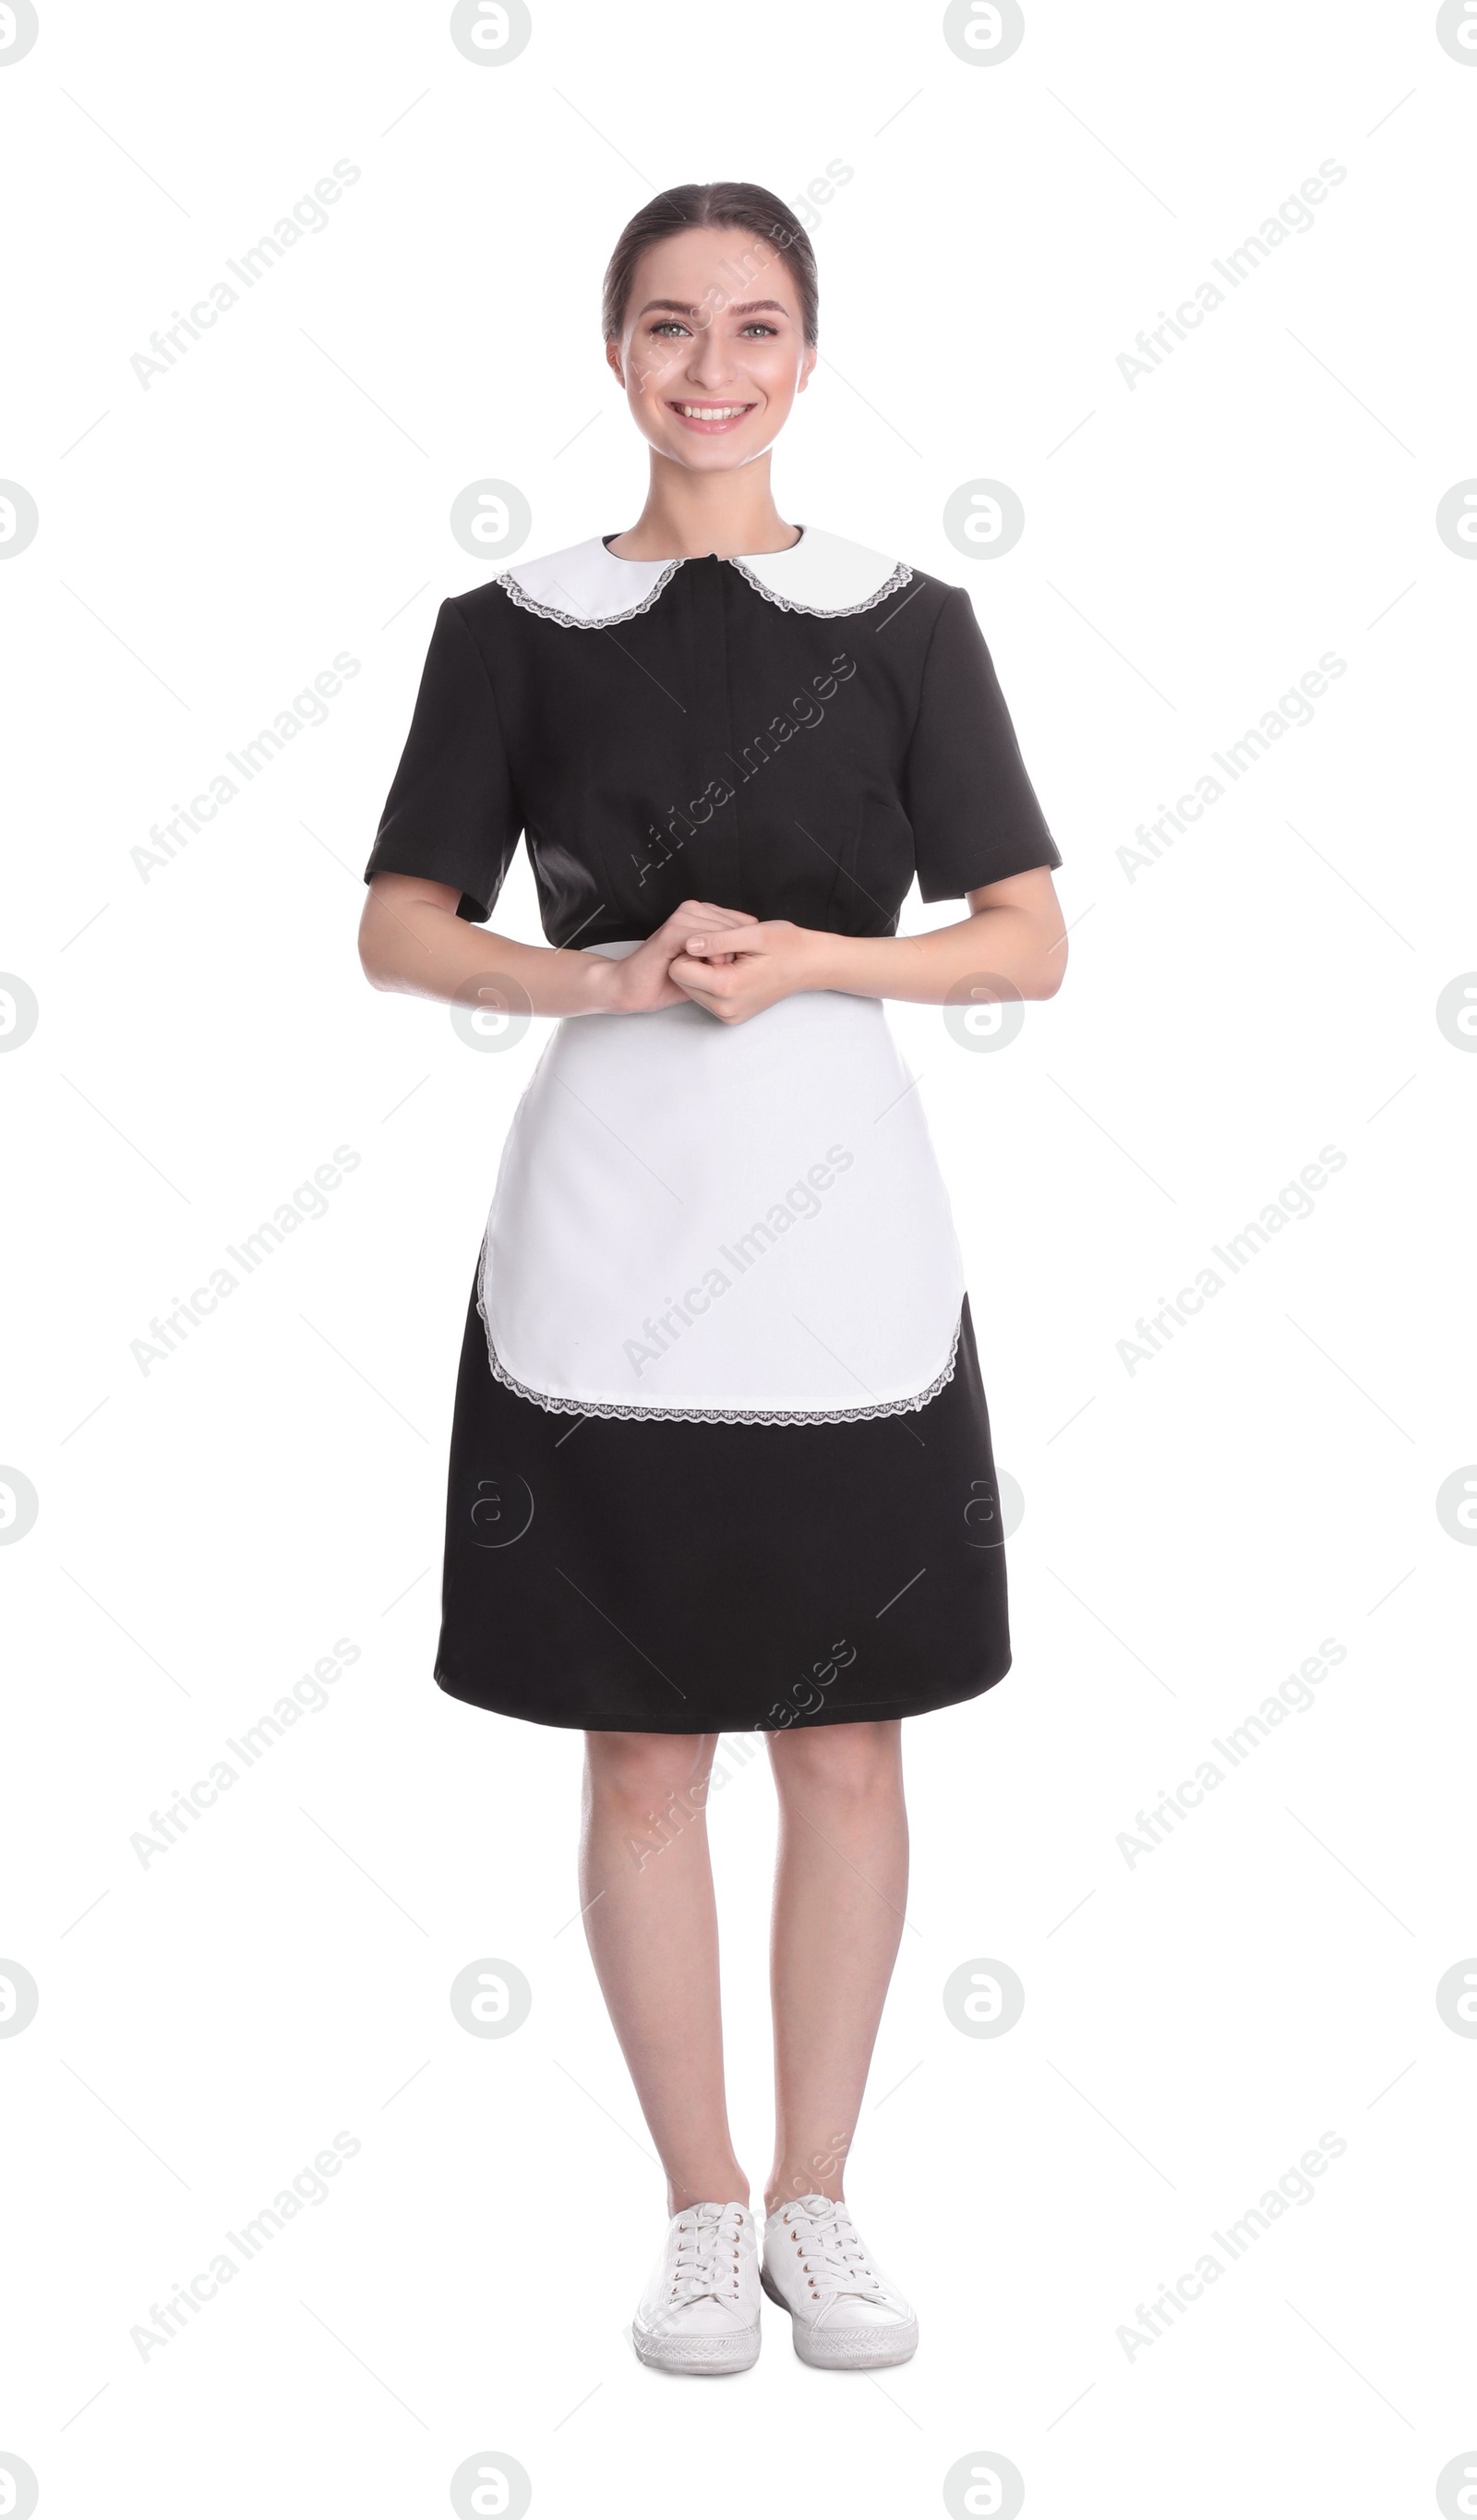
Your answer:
[780,2196,888,2306]
[666,2200,747,2307]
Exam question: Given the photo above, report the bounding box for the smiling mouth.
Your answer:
[667,402,756,429]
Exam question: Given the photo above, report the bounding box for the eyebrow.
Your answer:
[635,297,790,320]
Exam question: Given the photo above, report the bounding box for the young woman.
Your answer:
[359,182,1065,2376]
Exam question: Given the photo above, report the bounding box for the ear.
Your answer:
[797,343,819,394]
[606,339,625,390]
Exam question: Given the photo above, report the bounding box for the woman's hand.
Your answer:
[597,899,759,1014]
[667,920,825,1024]
[672,871,1068,1019]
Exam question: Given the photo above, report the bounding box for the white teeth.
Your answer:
[677,404,748,420]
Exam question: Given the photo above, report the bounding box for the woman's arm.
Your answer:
[667,866,1067,1023]
[357,872,757,1017]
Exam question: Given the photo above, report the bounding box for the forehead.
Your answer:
[628,224,800,321]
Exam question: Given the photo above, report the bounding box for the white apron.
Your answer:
[477,944,966,1424]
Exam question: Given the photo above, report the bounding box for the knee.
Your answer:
[584,1730,719,1822]
[770,1720,902,1817]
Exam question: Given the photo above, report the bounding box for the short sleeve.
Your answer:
[363,597,522,922]
[903,586,1062,900]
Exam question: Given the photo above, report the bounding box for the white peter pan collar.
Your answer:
[495,527,911,628]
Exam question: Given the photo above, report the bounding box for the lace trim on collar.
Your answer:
[492,548,912,630]
[726,554,913,618]
[495,556,687,629]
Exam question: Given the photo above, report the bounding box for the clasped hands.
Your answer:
[597,898,823,1025]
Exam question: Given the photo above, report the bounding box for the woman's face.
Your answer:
[607,224,815,471]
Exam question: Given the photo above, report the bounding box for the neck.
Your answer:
[610,452,799,561]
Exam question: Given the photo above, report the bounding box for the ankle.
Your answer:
[763,2170,846,2219]
[666,2170,751,2217]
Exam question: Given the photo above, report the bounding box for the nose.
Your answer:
[680,323,738,394]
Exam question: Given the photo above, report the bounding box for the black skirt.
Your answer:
[435,1278,1012,1734]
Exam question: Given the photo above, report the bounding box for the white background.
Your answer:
[3,2,1475,2513]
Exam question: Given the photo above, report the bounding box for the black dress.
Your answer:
[364,527,1062,1734]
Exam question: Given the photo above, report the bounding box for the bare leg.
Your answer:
[580,1730,748,2217]
[763,1720,908,2216]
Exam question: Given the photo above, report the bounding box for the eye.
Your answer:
[649,320,690,338]
[740,321,778,337]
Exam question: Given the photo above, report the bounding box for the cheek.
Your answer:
[622,338,671,398]
[753,352,805,405]
[639,334,690,381]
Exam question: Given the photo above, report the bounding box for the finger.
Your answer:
[675,918,750,945]
[673,901,758,929]
[681,933,756,959]
[669,954,735,992]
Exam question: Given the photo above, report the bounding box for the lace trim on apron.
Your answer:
[476,1269,963,1425]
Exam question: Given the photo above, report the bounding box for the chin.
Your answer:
[668,441,751,469]
[660,428,781,471]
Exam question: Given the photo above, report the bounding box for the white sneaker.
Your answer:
[762,2193,919,2369]
[631,2200,762,2375]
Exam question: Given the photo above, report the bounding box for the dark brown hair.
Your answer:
[602,182,819,347]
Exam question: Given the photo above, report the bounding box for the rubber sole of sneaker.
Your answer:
[630,2316,761,2376]
[760,2262,919,2369]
